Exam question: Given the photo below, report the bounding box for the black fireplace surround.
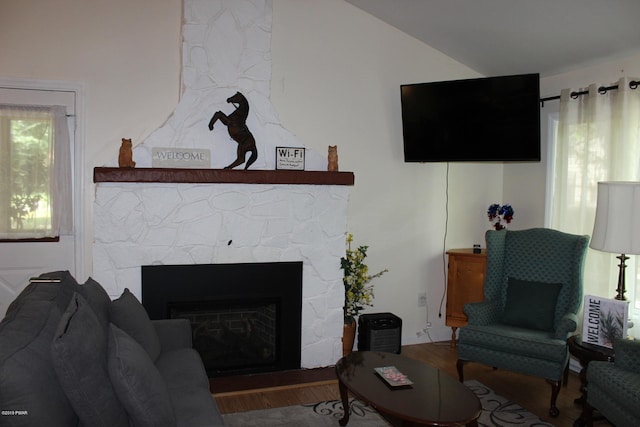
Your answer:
[142,261,302,377]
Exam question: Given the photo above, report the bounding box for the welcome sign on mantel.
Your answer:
[582,294,629,348]
[152,147,211,168]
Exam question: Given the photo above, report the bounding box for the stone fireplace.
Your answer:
[93,171,352,368]
[92,0,353,369]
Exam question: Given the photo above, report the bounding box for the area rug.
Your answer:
[222,379,555,426]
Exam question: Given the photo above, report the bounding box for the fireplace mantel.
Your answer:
[94,167,354,186]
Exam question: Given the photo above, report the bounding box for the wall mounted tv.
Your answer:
[400,73,541,162]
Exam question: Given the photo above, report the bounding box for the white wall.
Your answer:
[1,0,510,345]
[0,0,182,280]
[270,0,504,343]
[542,53,640,98]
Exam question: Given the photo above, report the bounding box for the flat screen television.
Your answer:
[400,73,541,162]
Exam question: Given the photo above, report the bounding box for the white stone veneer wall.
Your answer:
[122,0,324,171]
[93,181,349,368]
[92,0,350,368]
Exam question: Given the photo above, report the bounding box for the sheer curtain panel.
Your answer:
[0,104,71,239]
[549,77,640,312]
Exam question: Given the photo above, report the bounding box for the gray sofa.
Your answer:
[0,271,224,427]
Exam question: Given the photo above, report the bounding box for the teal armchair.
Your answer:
[583,338,640,426]
[456,228,589,417]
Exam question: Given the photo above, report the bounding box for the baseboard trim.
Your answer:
[209,366,336,394]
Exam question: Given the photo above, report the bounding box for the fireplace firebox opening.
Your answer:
[142,262,302,377]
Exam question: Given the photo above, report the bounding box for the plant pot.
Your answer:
[342,320,357,356]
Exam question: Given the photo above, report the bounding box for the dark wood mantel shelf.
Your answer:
[93,167,354,186]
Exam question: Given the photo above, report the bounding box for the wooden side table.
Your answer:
[445,249,486,347]
[567,335,614,426]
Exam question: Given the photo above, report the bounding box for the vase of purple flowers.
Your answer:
[487,204,514,230]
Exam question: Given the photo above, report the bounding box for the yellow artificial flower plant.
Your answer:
[340,233,388,324]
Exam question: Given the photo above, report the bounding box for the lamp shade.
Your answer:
[590,181,640,255]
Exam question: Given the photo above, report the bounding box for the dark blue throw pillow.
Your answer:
[110,288,162,362]
[107,324,176,427]
[501,277,562,331]
[51,293,129,427]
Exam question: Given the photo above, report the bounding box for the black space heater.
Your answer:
[357,312,402,354]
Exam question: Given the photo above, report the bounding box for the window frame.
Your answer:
[0,78,87,278]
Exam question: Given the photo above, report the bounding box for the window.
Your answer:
[0,104,71,240]
[548,78,640,328]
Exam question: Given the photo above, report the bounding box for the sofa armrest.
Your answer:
[587,359,640,407]
[464,299,501,326]
[152,319,192,352]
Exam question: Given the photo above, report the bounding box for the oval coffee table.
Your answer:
[335,351,481,426]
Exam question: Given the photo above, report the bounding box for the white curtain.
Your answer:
[52,105,73,236]
[0,104,71,239]
[550,77,640,307]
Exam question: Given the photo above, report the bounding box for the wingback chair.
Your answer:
[456,228,589,417]
[583,338,640,426]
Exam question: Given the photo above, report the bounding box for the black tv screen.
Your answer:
[400,73,541,162]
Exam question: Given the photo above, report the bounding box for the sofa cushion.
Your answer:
[51,293,129,427]
[156,348,211,390]
[0,275,80,427]
[107,324,176,427]
[167,385,226,427]
[458,323,569,381]
[459,323,568,364]
[78,277,112,327]
[501,277,562,331]
[4,271,79,317]
[156,349,225,427]
[153,318,193,351]
[110,288,161,361]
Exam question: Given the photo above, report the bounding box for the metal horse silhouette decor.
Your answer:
[208,92,258,169]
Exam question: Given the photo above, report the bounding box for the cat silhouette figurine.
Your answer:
[118,138,136,168]
[327,145,338,172]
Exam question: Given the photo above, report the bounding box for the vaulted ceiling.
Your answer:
[345,0,640,77]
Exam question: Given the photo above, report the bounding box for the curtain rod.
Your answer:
[540,80,640,106]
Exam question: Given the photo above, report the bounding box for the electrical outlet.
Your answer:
[418,292,427,307]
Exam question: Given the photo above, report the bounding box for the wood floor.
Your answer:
[213,341,610,427]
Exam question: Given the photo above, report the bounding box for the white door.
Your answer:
[0,85,79,316]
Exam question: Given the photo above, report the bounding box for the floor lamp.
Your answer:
[590,181,640,300]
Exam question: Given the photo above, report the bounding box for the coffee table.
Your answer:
[335,351,481,426]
